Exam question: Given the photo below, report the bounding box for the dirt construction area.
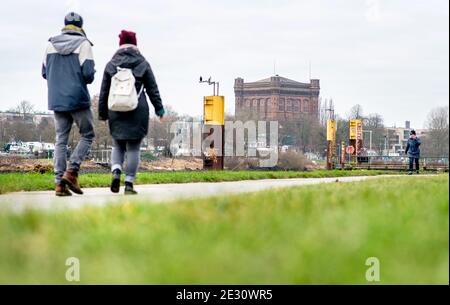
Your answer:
[0,155,204,173]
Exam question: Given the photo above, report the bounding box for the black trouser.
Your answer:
[409,157,420,173]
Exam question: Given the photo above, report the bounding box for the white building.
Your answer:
[385,121,428,155]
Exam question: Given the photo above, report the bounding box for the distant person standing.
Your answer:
[405,130,421,175]
[98,30,165,195]
[42,12,96,196]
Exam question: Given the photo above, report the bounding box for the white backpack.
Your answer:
[108,67,144,112]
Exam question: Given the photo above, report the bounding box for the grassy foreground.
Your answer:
[0,175,448,284]
[0,169,404,194]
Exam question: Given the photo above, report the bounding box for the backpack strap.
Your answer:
[137,84,145,96]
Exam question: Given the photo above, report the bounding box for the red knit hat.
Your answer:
[119,30,137,46]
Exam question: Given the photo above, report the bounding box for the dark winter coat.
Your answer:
[42,30,96,112]
[98,46,164,140]
[405,137,421,158]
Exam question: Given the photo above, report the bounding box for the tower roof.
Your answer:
[247,75,316,89]
[255,75,306,85]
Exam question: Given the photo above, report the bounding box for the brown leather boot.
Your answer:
[61,169,83,195]
[55,183,72,197]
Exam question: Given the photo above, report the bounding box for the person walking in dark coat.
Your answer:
[405,130,422,175]
[98,30,165,195]
[42,12,96,197]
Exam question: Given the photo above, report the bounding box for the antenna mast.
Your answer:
[199,76,219,96]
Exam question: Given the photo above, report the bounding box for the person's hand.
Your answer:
[156,109,166,122]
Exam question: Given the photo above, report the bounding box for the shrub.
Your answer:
[141,151,158,161]
[276,151,310,171]
[224,157,259,170]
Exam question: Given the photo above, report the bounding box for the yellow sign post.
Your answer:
[203,96,225,170]
[326,119,337,170]
[200,76,225,170]
[349,119,363,164]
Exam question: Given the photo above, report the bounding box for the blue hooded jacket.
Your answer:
[406,137,421,158]
[42,30,95,112]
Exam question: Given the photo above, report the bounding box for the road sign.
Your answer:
[346,145,355,155]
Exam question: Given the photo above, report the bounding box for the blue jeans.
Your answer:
[53,108,95,184]
[409,157,420,173]
[111,138,143,183]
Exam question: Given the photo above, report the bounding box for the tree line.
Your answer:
[1,99,448,158]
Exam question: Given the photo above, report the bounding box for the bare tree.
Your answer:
[363,113,385,152]
[319,98,335,126]
[36,118,55,143]
[5,120,35,142]
[90,95,112,150]
[335,115,350,146]
[9,100,35,119]
[348,104,364,120]
[422,106,449,157]
[0,119,5,146]
[2,101,37,142]
[365,113,384,129]
[149,106,179,155]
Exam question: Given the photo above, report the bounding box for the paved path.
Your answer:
[0,175,405,213]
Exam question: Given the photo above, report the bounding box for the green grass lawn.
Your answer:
[0,169,406,194]
[0,175,448,284]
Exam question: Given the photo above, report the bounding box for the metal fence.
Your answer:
[90,150,111,165]
[337,156,449,171]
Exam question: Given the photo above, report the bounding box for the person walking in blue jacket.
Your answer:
[42,12,96,196]
[405,130,421,175]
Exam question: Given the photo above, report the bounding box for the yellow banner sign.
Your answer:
[327,119,336,141]
[349,119,362,140]
[204,96,225,125]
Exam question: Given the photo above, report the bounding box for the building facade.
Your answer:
[234,75,320,121]
[385,121,428,155]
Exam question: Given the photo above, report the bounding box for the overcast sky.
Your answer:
[0,0,448,128]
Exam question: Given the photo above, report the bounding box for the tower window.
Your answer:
[293,100,300,112]
[303,99,310,112]
[278,98,285,111]
[286,99,292,112]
